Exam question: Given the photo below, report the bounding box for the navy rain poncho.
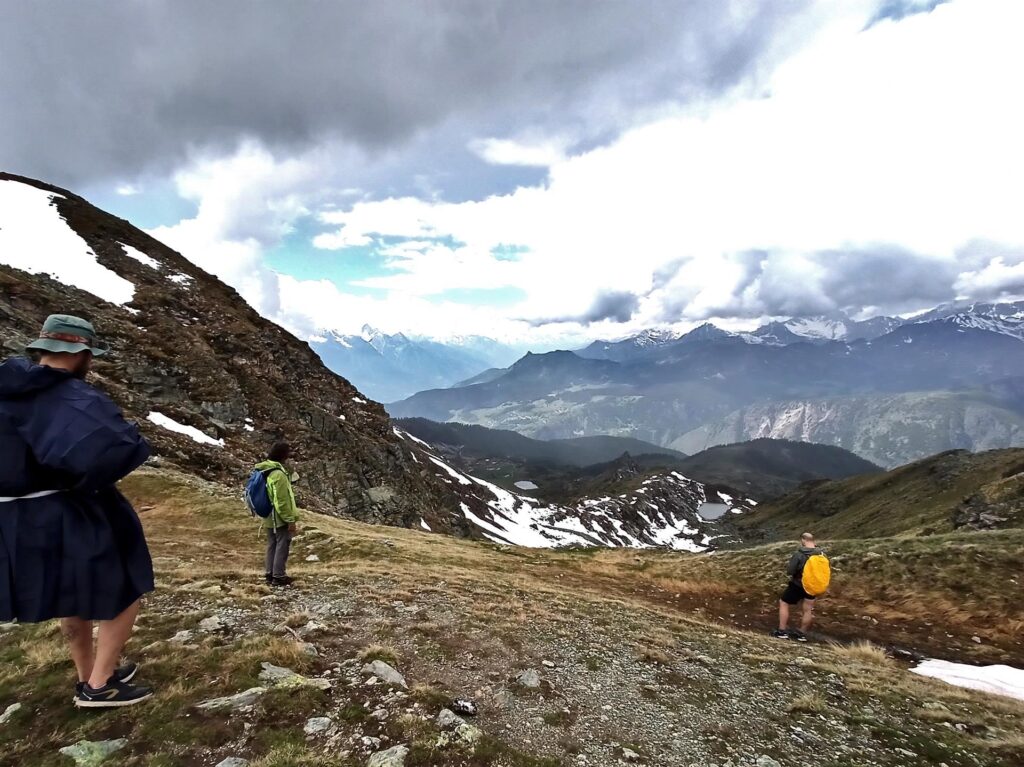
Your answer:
[0,357,154,622]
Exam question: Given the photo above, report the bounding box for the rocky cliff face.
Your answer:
[670,393,1024,468]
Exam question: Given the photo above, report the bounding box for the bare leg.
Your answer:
[61,617,94,683]
[778,600,790,631]
[87,599,140,689]
[800,599,815,633]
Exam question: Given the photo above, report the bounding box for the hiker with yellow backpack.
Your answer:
[772,532,830,642]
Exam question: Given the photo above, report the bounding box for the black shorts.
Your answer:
[781,581,815,605]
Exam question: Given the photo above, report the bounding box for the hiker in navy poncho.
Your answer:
[0,314,155,708]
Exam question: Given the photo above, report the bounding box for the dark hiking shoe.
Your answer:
[271,575,294,587]
[265,572,274,585]
[788,630,809,642]
[73,663,138,700]
[75,676,153,708]
[770,629,790,639]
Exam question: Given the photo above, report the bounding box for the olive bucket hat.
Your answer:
[25,314,110,357]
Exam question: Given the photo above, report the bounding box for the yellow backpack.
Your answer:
[801,553,831,596]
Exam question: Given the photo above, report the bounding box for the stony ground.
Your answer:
[0,468,1021,767]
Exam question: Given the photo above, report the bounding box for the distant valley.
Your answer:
[389,305,1024,467]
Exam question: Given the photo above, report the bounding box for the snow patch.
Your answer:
[120,243,160,270]
[147,411,225,447]
[0,180,136,305]
[419,518,432,532]
[168,273,193,285]
[514,480,539,491]
[429,456,473,485]
[912,659,1024,702]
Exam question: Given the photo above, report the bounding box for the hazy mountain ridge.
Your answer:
[311,325,522,402]
[391,307,1024,466]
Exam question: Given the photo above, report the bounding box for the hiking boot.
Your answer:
[271,575,294,587]
[788,630,809,642]
[264,572,274,585]
[770,629,790,639]
[75,676,153,708]
[73,662,139,700]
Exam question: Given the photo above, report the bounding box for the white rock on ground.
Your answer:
[195,688,268,711]
[367,744,409,767]
[58,739,128,766]
[516,669,542,688]
[0,703,21,724]
[259,662,332,690]
[303,717,333,735]
[170,629,196,643]
[198,616,227,632]
[362,660,407,688]
[756,757,783,767]
[436,709,464,729]
[215,759,250,767]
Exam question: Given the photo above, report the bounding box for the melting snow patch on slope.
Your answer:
[429,456,473,486]
[0,180,136,305]
[394,427,432,449]
[419,518,432,532]
[912,660,1024,702]
[120,243,160,270]
[147,412,225,447]
[168,273,193,285]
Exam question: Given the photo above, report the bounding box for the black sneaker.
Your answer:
[264,572,274,585]
[788,630,809,642]
[73,663,139,700]
[770,629,790,639]
[75,676,153,708]
[271,575,294,587]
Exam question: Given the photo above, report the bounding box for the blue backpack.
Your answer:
[244,467,280,519]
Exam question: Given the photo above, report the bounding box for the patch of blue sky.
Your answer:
[426,286,527,306]
[84,181,198,230]
[491,243,530,261]
[265,216,389,297]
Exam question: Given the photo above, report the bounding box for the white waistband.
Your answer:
[0,489,63,503]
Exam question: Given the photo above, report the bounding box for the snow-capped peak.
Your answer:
[783,316,850,341]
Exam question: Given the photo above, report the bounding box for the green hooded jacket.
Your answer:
[254,460,298,529]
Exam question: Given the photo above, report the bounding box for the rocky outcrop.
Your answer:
[0,172,472,535]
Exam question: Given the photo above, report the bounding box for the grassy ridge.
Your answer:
[735,448,1024,540]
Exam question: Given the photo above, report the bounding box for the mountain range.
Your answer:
[310,326,523,402]
[389,304,1024,467]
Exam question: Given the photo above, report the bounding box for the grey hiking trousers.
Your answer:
[265,525,292,579]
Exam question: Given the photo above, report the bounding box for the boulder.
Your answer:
[259,662,332,690]
[0,703,21,725]
[58,739,128,766]
[303,717,333,735]
[367,745,409,767]
[362,660,407,688]
[215,759,250,767]
[195,687,268,711]
[516,669,542,688]
[437,709,464,729]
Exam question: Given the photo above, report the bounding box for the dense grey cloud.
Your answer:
[654,242,1024,323]
[0,0,806,187]
[528,289,640,326]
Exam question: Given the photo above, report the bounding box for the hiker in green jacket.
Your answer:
[257,442,299,587]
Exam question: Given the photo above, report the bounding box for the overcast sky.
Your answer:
[2,0,1022,344]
